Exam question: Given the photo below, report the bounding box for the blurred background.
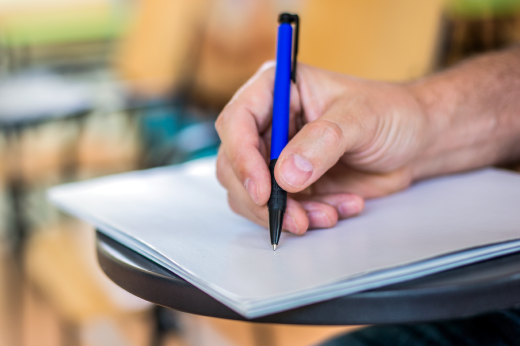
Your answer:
[0,0,520,345]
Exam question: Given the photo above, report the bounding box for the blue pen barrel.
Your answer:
[270,23,293,160]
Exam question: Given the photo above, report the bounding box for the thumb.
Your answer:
[274,106,364,193]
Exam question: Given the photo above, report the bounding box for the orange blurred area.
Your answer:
[1,0,520,345]
[116,0,444,107]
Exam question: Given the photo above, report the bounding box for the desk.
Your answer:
[96,231,520,325]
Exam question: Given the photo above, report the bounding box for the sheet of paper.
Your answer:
[48,158,520,318]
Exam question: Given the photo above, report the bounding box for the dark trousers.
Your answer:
[320,309,520,346]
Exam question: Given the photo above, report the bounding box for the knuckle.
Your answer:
[227,194,240,214]
[308,120,343,147]
[253,205,268,222]
[393,169,413,192]
[214,118,221,134]
[214,112,226,135]
[259,60,276,73]
[215,154,228,187]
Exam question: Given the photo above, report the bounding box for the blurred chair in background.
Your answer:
[116,0,279,109]
[0,0,129,74]
[440,0,520,67]
[298,0,445,81]
[0,71,94,252]
[24,220,152,346]
[0,70,96,346]
[0,1,153,346]
[116,0,445,100]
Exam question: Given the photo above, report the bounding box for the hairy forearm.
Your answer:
[409,46,520,180]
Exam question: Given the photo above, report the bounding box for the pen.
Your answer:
[268,13,299,251]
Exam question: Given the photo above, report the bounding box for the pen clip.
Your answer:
[278,13,299,83]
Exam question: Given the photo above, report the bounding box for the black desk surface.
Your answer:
[96,231,520,325]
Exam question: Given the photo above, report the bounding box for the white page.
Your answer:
[48,158,520,318]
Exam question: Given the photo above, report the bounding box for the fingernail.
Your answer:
[244,178,259,204]
[280,154,313,187]
[283,212,300,234]
[307,211,331,228]
[339,200,362,217]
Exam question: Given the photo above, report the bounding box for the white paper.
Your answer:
[48,158,520,318]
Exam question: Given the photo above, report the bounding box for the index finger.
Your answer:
[216,61,302,206]
[215,62,276,205]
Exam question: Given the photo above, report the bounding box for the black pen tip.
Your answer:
[269,209,284,247]
[272,244,277,251]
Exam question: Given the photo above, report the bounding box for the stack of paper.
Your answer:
[48,158,520,318]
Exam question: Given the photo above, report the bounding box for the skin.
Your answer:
[215,47,520,235]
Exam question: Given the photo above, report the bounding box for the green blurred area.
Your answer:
[0,2,131,47]
[447,0,520,18]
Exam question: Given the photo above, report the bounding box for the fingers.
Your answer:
[215,64,274,205]
[274,96,371,193]
[274,119,348,193]
[227,193,265,226]
[217,148,265,219]
[215,61,375,234]
[217,149,308,234]
[273,100,362,193]
[216,62,302,206]
[298,201,337,229]
[228,192,309,235]
[219,147,365,232]
[282,199,308,235]
[303,193,364,219]
[218,146,367,233]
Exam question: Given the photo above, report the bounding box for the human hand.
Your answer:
[215,62,430,235]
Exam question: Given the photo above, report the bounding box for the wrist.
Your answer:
[404,49,520,180]
[404,80,448,181]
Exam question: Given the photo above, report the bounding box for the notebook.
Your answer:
[48,158,520,318]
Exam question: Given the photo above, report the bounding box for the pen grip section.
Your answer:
[267,159,287,211]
